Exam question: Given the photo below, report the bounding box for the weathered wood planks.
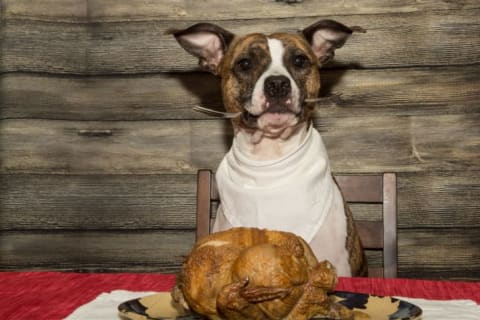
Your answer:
[0,119,227,174]
[0,174,198,230]
[4,0,480,21]
[1,229,477,280]
[1,173,479,231]
[397,173,480,228]
[1,0,479,280]
[0,230,194,273]
[1,114,478,174]
[2,10,480,73]
[397,228,480,280]
[2,65,479,120]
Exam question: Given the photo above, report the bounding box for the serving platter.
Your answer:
[118,291,422,320]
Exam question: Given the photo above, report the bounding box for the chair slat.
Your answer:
[335,175,383,203]
[383,173,398,278]
[196,170,212,241]
[355,220,384,249]
[210,175,219,200]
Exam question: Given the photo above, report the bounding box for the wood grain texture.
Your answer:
[2,10,480,73]
[1,172,478,231]
[1,20,89,75]
[398,228,480,280]
[1,114,478,174]
[2,0,88,20]
[1,0,479,280]
[398,172,480,228]
[0,173,382,230]
[1,229,478,280]
[0,174,197,230]
[0,230,194,273]
[4,0,480,21]
[2,65,479,120]
[317,114,480,173]
[0,72,222,120]
[0,119,228,174]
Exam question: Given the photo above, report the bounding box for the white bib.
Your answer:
[215,126,344,242]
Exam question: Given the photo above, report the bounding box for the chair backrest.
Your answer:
[195,169,397,278]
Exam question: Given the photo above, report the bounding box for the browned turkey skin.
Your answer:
[171,227,354,319]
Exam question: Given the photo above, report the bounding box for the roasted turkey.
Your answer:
[171,227,353,319]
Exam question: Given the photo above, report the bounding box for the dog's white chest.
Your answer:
[215,126,344,242]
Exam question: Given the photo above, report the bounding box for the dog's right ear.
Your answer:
[167,23,235,75]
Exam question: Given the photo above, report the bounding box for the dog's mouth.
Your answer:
[241,98,304,128]
[242,110,259,126]
[241,107,302,130]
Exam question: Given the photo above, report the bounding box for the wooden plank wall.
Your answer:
[1,0,479,280]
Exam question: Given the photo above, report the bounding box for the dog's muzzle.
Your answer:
[241,75,302,128]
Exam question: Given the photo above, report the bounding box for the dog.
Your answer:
[170,19,367,276]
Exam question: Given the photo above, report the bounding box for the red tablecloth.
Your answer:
[0,271,479,320]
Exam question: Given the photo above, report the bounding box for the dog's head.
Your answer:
[170,20,362,139]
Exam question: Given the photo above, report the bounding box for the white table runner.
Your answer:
[65,290,480,320]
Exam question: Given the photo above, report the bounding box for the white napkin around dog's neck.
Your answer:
[216,125,343,242]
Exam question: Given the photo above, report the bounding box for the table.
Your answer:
[0,271,479,319]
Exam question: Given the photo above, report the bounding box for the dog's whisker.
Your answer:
[305,93,343,104]
[304,98,324,103]
[193,105,242,119]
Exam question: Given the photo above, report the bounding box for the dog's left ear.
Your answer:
[302,20,365,66]
[168,23,235,75]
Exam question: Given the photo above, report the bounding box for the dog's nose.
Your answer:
[264,75,291,98]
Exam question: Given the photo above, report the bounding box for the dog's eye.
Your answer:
[236,58,253,71]
[293,54,309,68]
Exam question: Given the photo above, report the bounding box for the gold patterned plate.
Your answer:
[118,291,422,320]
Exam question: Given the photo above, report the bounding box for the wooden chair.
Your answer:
[195,169,397,278]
